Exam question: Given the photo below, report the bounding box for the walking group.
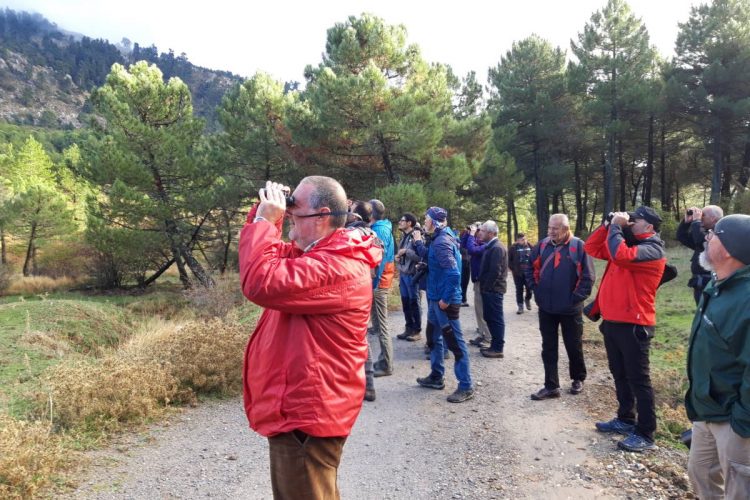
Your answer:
[238,176,750,499]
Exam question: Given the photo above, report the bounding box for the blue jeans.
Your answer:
[427,300,473,391]
[481,291,505,352]
[399,273,421,332]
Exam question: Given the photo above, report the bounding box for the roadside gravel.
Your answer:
[64,283,689,499]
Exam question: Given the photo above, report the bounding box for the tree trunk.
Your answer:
[604,135,615,217]
[660,123,669,211]
[618,137,626,211]
[721,149,731,204]
[138,258,176,289]
[711,130,723,204]
[378,132,397,184]
[511,198,518,242]
[506,200,512,245]
[574,159,585,235]
[533,144,549,240]
[643,115,654,206]
[740,125,750,188]
[220,210,232,274]
[181,243,214,288]
[0,225,6,265]
[22,221,37,277]
[589,192,599,233]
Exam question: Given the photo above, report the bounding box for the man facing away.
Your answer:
[396,212,423,342]
[368,199,396,378]
[413,206,475,403]
[508,232,533,314]
[476,220,509,359]
[686,214,750,500]
[526,214,594,400]
[584,206,666,452]
[239,177,382,499]
[676,204,723,304]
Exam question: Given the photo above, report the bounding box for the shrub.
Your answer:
[183,274,245,319]
[0,415,70,499]
[6,276,75,295]
[35,240,94,280]
[0,263,11,294]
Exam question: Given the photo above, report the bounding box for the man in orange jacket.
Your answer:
[239,177,382,499]
[584,206,666,453]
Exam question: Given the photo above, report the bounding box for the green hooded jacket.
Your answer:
[685,265,750,437]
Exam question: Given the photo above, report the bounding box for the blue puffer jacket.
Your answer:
[416,226,462,304]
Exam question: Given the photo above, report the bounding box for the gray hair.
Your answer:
[703,205,724,221]
[299,176,348,228]
[549,213,570,228]
[481,220,499,235]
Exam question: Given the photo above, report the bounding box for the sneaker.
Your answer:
[530,387,561,400]
[417,375,445,390]
[480,348,504,358]
[525,299,532,311]
[364,388,376,402]
[469,336,488,347]
[570,380,584,394]
[396,330,412,340]
[447,388,475,403]
[373,368,393,377]
[404,330,422,342]
[617,432,656,452]
[595,418,636,435]
[516,304,524,314]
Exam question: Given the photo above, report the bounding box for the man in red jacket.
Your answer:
[239,177,382,499]
[584,206,666,453]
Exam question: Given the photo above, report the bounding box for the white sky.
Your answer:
[2,0,698,84]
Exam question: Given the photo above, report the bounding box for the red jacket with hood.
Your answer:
[239,206,382,437]
[584,224,666,326]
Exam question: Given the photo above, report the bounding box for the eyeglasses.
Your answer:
[287,209,333,219]
[399,218,407,222]
[706,228,724,241]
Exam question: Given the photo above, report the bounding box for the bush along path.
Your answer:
[65,283,692,499]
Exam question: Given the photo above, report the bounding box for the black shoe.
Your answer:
[480,348,504,358]
[364,388,376,401]
[570,380,584,394]
[396,330,412,340]
[530,387,561,400]
[469,336,488,347]
[447,388,475,403]
[525,299,532,311]
[373,368,393,377]
[460,302,470,307]
[417,375,445,390]
[404,330,422,342]
[516,304,524,314]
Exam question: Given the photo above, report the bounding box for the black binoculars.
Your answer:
[260,187,295,207]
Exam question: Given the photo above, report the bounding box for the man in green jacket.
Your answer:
[686,214,750,500]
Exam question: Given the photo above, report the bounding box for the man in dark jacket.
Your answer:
[685,214,750,499]
[463,223,490,347]
[476,220,508,358]
[396,212,422,342]
[676,204,723,304]
[526,214,594,400]
[585,206,666,453]
[509,233,533,314]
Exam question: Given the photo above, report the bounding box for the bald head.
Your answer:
[299,176,348,228]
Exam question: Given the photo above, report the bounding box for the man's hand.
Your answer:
[686,207,702,223]
[438,299,449,310]
[611,211,632,227]
[470,224,478,236]
[397,248,407,257]
[412,229,423,242]
[256,181,288,224]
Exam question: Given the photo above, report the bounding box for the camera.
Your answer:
[412,261,428,282]
[261,186,295,207]
[687,209,694,216]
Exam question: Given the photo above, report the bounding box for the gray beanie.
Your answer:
[715,214,750,265]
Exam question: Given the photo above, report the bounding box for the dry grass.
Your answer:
[0,415,71,499]
[6,276,75,295]
[183,274,246,319]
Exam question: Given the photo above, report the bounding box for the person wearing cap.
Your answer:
[685,214,750,499]
[677,204,724,304]
[368,199,396,378]
[412,206,475,403]
[584,206,666,452]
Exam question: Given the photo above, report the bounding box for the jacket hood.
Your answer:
[371,219,393,232]
[326,227,383,269]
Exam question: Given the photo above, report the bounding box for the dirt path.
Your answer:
[65,283,689,499]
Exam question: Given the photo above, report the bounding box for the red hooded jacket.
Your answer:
[584,224,666,326]
[239,207,382,437]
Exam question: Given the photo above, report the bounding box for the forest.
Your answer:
[2,0,750,291]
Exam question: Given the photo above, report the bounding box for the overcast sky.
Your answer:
[3,0,699,84]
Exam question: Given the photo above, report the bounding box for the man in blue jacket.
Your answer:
[525,213,594,400]
[413,206,474,403]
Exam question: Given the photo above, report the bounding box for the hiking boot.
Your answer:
[469,336,489,347]
[373,368,393,378]
[595,418,636,435]
[480,348,504,358]
[364,388,376,402]
[530,387,561,400]
[525,298,532,311]
[417,375,445,390]
[617,432,656,452]
[396,330,412,340]
[404,330,422,342]
[516,304,524,314]
[447,388,475,403]
[570,380,584,395]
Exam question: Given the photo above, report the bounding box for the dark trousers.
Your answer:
[460,260,471,303]
[538,309,586,390]
[399,273,421,332]
[481,291,505,352]
[512,273,532,305]
[269,431,347,500]
[600,320,656,441]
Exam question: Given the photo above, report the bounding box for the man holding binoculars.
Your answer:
[239,177,382,499]
[677,205,724,304]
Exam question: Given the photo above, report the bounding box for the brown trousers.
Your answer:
[269,431,347,500]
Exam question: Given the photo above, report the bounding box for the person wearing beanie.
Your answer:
[686,213,750,499]
[412,206,475,403]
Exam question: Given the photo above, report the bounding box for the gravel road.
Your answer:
[65,283,651,499]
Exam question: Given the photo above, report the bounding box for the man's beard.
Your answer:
[699,250,714,272]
